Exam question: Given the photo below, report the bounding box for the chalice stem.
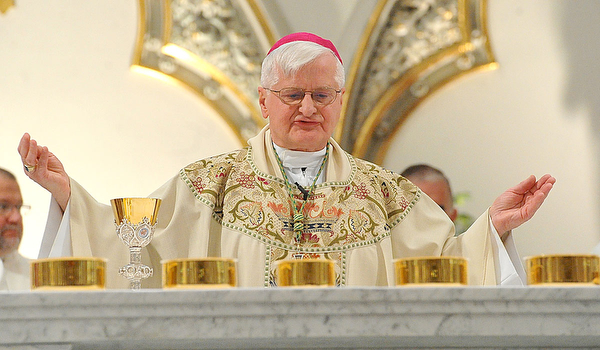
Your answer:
[130,247,142,264]
[130,279,142,290]
[129,247,142,290]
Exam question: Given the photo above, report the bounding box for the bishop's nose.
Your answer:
[298,93,317,116]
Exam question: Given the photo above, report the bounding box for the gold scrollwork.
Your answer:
[0,0,15,14]
[337,0,496,163]
[132,0,275,144]
[132,0,494,160]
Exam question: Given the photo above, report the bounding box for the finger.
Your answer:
[533,174,556,193]
[38,146,50,173]
[24,139,39,167]
[511,175,536,194]
[17,133,31,159]
[541,174,556,187]
[536,181,554,197]
[525,189,551,218]
[534,174,550,188]
[523,182,554,218]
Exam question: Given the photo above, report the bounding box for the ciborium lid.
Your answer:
[276,258,336,287]
[525,254,600,285]
[31,257,106,291]
[394,256,468,286]
[162,258,237,289]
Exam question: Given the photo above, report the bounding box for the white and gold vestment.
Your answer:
[40,126,523,288]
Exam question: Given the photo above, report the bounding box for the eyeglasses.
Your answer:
[0,203,31,216]
[265,87,341,106]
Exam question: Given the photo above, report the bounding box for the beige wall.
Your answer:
[383,0,600,258]
[1,0,598,259]
[0,1,242,257]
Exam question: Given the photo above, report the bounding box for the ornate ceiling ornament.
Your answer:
[336,0,496,163]
[132,0,275,143]
[0,0,15,14]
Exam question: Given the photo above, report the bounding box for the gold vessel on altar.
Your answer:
[111,197,161,226]
[30,257,106,290]
[525,254,600,286]
[276,258,335,287]
[394,256,468,286]
[162,258,237,288]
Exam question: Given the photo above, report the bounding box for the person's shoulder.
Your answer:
[3,251,30,272]
[180,148,248,187]
[178,148,249,204]
[351,155,404,182]
[350,155,421,219]
[183,148,248,171]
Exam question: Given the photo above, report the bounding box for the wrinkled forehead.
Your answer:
[273,55,340,90]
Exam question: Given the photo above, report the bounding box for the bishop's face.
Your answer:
[258,53,345,152]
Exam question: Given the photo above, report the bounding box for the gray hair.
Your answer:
[260,41,345,88]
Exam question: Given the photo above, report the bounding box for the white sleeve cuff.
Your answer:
[38,197,72,258]
[488,216,526,286]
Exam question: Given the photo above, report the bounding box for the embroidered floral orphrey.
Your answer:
[182,147,420,286]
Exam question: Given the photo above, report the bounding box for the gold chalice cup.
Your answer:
[525,254,600,286]
[162,258,237,289]
[110,197,162,290]
[394,256,468,286]
[31,257,106,291]
[276,259,336,287]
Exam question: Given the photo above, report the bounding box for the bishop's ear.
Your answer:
[258,87,269,119]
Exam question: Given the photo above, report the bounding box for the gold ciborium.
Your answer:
[276,259,336,287]
[31,257,106,291]
[110,197,161,290]
[162,258,238,289]
[525,254,600,286]
[394,256,468,286]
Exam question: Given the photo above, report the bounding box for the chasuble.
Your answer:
[43,126,509,289]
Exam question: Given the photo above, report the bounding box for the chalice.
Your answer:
[110,197,162,290]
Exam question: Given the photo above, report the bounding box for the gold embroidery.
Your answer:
[181,148,419,285]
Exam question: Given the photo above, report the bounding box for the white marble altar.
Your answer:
[1,287,600,349]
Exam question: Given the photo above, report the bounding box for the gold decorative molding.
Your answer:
[0,0,15,14]
[337,0,496,163]
[132,0,275,144]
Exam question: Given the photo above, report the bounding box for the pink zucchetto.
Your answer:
[266,32,343,65]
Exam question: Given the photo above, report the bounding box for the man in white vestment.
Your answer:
[17,32,555,289]
[0,168,31,291]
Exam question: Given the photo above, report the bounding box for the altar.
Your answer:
[1,286,600,349]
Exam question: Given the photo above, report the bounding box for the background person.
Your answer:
[401,164,457,222]
[0,168,31,291]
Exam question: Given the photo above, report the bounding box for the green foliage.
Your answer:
[453,191,474,235]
